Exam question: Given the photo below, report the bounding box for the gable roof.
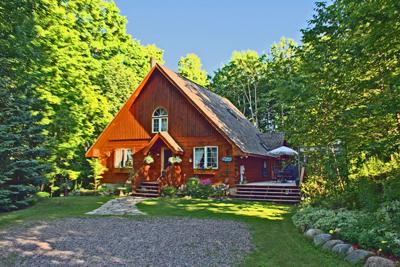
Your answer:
[86,63,283,157]
[158,65,282,157]
[142,132,184,155]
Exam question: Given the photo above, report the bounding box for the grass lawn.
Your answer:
[137,198,354,267]
[0,196,111,230]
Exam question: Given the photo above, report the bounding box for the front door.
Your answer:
[161,147,173,171]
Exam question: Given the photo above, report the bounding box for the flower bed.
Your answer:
[292,201,400,258]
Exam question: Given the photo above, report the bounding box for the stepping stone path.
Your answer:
[86,197,147,215]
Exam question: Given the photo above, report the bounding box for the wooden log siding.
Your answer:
[95,70,238,184]
[86,65,283,186]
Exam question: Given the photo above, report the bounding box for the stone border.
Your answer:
[303,228,397,266]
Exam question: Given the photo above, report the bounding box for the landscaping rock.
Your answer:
[305,228,323,239]
[313,233,332,246]
[345,249,374,264]
[364,256,396,267]
[322,239,343,251]
[332,243,353,255]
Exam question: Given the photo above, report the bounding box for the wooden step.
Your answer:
[237,185,299,190]
[133,181,161,197]
[236,191,300,197]
[231,195,300,203]
[137,188,159,193]
[237,189,299,193]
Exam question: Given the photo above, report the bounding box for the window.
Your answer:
[114,148,133,168]
[152,107,168,133]
[193,146,218,169]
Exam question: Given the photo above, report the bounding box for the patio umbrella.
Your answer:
[267,146,298,157]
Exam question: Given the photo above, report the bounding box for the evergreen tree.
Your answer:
[178,53,209,87]
[0,0,48,211]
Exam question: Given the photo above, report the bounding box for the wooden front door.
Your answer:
[161,147,173,171]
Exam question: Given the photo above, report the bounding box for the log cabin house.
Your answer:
[85,63,289,197]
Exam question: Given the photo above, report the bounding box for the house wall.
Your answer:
[237,156,280,183]
[96,69,239,185]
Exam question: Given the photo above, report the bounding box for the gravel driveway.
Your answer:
[0,217,252,267]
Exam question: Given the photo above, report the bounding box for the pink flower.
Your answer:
[200,178,213,185]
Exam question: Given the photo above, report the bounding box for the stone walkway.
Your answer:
[86,197,147,216]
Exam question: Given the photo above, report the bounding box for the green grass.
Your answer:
[137,198,354,267]
[0,196,111,230]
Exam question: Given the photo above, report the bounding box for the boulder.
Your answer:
[345,249,374,264]
[322,239,343,251]
[332,243,353,255]
[364,256,395,267]
[313,233,332,246]
[304,229,323,239]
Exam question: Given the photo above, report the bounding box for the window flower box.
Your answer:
[193,169,216,175]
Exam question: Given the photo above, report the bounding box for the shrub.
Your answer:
[35,191,50,199]
[178,177,214,199]
[162,186,177,197]
[293,202,400,257]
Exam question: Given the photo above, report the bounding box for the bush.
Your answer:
[35,191,50,199]
[293,202,400,256]
[162,186,177,197]
[178,177,214,199]
[70,188,96,196]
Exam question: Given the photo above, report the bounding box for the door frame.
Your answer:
[160,147,172,172]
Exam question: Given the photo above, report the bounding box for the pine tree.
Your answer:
[0,0,48,211]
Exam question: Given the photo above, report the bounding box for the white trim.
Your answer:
[114,148,134,168]
[151,107,168,133]
[193,146,218,169]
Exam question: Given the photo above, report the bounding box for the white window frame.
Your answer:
[151,107,168,133]
[114,148,134,168]
[193,146,218,170]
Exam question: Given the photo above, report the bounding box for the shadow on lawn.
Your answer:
[138,198,293,221]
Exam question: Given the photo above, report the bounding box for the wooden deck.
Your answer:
[231,182,301,203]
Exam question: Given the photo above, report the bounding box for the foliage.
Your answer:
[88,158,107,192]
[168,156,182,164]
[293,202,400,256]
[144,155,154,164]
[283,0,399,205]
[177,177,214,199]
[35,192,51,199]
[178,53,209,87]
[161,186,177,197]
[0,0,49,211]
[212,50,267,128]
[0,0,163,210]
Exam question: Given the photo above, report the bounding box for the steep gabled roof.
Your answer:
[158,65,281,157]
[142,132,184,155]
[86,63,283,157]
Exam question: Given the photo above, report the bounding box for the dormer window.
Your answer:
[152,107,168,133]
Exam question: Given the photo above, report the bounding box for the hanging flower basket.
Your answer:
[144,155,154,164]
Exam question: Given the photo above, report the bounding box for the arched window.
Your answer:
[152,107,168,133]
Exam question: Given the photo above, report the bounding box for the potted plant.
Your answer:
[143,155,154,171]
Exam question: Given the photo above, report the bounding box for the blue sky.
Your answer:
[113,0,317,73]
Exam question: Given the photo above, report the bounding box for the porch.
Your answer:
[231,180,301,203]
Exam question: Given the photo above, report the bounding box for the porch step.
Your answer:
[231,195,300,203]
[133,181,160,198]
[232,183,301,204]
